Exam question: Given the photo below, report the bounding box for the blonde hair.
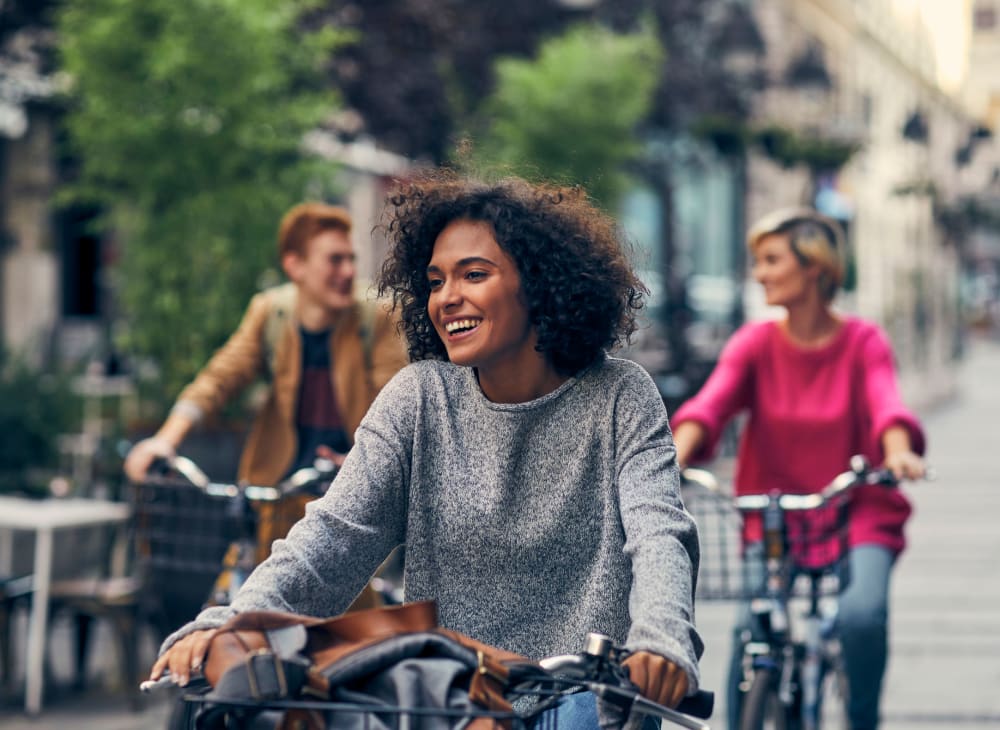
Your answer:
[747,207,845,301]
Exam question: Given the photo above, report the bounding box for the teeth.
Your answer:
[445,319,481,334]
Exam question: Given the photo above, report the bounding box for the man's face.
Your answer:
[284,228,356,313]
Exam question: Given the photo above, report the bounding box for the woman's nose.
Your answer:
[439,280,462,307]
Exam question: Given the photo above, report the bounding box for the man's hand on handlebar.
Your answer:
[316,445,347,468]
[124,436,177,483]
[622,650,689,709]
[150,629,217,687]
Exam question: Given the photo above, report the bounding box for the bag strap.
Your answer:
[262,282,297,380]
[356,297,378,375]
[207,600,441,683]
[203,602,525,722]
[438,628,528,715]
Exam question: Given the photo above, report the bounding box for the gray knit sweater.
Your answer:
[164,355,703,688]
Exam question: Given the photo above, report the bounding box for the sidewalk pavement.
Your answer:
[2,336,999,730]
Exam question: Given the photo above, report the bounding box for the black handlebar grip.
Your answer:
[676,689,714,719]
[147,456,173,478]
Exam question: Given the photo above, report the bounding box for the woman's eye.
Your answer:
[428,278,443,290]
[466,270,487,281]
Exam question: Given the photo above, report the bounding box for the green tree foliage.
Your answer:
[470,23,663,208]
[0,351,77,494]
[57,0,347,407]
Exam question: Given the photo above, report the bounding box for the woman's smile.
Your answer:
[425,219,565,402]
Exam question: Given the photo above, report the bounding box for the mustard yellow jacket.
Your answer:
[173,285,408,486]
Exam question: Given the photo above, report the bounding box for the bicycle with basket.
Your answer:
[680,455,904,730]
[130,454,338,632]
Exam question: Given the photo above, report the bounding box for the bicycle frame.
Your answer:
[739,496,845,730]
[683,455,896,730]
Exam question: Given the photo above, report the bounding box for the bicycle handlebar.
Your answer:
[681,455,903,514]
[144,631,715,728]
[147,454,338,501]
[536,633,713,728]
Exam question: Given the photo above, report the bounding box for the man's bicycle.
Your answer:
[681,455,906,730]
[131,455,339,631]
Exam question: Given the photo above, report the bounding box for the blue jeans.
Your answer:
[726,544,895,730]
[529,691,661,729]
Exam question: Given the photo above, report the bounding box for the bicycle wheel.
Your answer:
[739,668,794,730]
[818,655,849,729]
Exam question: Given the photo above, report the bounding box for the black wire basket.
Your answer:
[681,482,746,601]
[128,478,309,628]
[681,482,852,601]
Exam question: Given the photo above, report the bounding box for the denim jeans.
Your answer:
[529,690,661,729]
[726,544,895,730]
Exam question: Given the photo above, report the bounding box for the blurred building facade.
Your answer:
[743,0,981,408]
[0,26,67,366]
[959,0,1000,332]
[3,0,995,414]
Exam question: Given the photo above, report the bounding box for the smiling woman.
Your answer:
[379,174,644,376]
[423,219,551,402]
[151,172,704,730]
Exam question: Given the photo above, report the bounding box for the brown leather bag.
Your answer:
[199,601,532,730]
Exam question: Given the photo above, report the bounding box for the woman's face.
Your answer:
[426,219,537,376]
[751,232,819,308]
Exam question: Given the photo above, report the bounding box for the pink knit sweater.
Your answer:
[673,316,925,554]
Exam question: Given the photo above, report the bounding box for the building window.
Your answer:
[59,206,102,317]
[975,4,996,30]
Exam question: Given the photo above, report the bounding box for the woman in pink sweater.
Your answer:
[672,207,926,730]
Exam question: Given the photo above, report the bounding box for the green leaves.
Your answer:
[468,22,663,208]
[57,0,346,407]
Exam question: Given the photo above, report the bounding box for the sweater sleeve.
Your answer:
[172,291,271,421]
[616,367,703,691]
[159,366,417,653]
[671,323,759,463]
[861,325,926,458]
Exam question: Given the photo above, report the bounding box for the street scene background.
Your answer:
[2,0,1000,728]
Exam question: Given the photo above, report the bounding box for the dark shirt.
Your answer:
[291,327,349,474]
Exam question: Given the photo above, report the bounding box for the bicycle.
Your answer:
[141,630,716,729]
[681,455,905,730]
[131,454,339,631]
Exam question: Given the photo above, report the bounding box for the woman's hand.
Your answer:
[881,425,926,481]
[622,650,689,708]
[883,449,926,481]
[149,629,217,686]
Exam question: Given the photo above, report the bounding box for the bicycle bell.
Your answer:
[583,632,614,661]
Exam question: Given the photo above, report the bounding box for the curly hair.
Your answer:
[377,172,647,376]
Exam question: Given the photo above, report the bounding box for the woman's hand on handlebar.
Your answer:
[883,449,925,482]
[124,436,177,482]
[622,650,689,709]
[149,629,216,686]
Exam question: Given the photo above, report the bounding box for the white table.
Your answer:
[0,496,131,715]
